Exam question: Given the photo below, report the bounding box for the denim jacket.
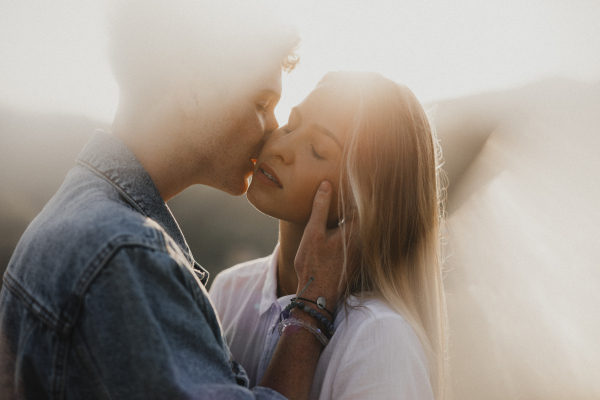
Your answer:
[0,131,286,400]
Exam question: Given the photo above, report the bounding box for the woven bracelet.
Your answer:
[278,317,329,347]
[297,297,334,318]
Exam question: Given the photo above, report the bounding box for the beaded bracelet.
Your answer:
[281,300,336,336]
[278,317,329,347]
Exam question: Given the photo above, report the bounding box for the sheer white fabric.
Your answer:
[433,80,600,398]
[209,245,433,400]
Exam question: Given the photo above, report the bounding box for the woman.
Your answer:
[210,71,447,399]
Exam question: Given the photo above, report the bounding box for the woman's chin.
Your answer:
[247,184,305,223]
[246,183,275,216]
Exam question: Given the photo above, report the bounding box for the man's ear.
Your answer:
[175,64,202,118]
[181,94,198,118]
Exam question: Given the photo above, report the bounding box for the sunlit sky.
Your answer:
[1,0,599,124]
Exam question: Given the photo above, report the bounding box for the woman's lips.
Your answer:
[255,162,283,188]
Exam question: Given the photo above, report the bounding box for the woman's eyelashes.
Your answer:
[311,145,325,160]
[281,123,294,134]
[257,101,269,112]
[280,124,325,160]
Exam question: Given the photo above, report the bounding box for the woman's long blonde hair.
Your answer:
[324,72,448,399]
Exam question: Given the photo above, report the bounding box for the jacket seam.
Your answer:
[62,235,168,334]
[76,159,209,286]
[51,333,70,400]
[2,235,169,337]
[76,159,149,217]
[3,273,62,330]
[72,328,113,400]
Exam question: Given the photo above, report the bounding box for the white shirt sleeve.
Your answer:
[330,315,434,400]
[208,272,226,316]
[209,268,242,320]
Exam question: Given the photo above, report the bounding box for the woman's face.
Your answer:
[247,82,356,226]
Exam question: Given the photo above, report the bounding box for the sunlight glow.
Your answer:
[0,0,598,122]
[1,1,599,398]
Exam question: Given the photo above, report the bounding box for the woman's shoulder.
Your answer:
[339,297,424,352]
[320,297,433,399]
[343,297,410,327]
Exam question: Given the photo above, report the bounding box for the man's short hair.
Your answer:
[106,0,299,99]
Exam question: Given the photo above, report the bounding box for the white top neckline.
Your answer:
[209,245,433,400]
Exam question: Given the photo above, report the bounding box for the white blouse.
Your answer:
[209,245,433,400]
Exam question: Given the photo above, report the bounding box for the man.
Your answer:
[0,1,345,399]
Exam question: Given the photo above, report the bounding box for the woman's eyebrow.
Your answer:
[310,124,343,150]
[292,107,343,150]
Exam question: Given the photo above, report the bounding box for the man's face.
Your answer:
[190,67,282,196]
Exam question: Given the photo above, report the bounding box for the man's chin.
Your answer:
[224,182,248,197]
[205,174,248,197]
[227,176,250,197]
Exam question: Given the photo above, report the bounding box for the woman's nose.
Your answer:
[267,127,295,164]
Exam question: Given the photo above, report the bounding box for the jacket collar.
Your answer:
[76,130,209,285]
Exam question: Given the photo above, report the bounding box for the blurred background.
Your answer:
[1,0,599,398]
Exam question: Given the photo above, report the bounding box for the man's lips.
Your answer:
[256,162,283,188]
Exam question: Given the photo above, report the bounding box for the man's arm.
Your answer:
[76,243,285,400]
[78,183,342,400]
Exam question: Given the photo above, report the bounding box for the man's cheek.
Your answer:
[229,112,256,138]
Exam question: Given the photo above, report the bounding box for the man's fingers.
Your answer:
[306,181,332,235]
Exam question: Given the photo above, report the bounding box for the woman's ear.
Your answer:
[331,204,357,231]
[343,207,358,224]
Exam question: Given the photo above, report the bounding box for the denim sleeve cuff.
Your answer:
[251,386,289,400]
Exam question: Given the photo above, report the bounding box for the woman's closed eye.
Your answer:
[311,145,325,160]
[257,101,269,112]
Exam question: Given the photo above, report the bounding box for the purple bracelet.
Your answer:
[281,300,335,337]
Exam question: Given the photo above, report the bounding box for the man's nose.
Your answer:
[265,112,279,135]
[259,113,278,147]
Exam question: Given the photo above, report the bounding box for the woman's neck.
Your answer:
[276,220,306,297]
